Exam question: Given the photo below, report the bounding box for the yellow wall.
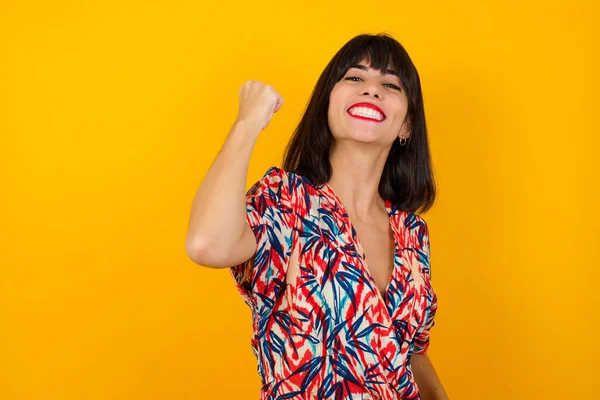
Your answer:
[1,1,598,399]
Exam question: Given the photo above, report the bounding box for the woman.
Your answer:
[186,33,448,399]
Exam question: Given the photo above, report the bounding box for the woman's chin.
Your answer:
[330,124,386,143]
[348,129,382,143]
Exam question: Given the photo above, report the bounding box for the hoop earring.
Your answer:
[399,138,407,146]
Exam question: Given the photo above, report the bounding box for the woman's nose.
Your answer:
[360,82,381,98]
[362,91,380,99]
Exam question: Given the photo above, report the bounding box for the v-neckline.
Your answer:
[321,181,398,309]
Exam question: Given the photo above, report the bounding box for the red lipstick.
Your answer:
[347,102,386,122]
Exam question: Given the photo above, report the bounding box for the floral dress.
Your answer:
[230,166,438,399]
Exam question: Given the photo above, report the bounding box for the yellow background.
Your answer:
[1,1,598,399]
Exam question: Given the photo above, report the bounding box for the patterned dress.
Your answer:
[230,166,438,399]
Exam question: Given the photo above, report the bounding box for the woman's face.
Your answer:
[328,59,410,145]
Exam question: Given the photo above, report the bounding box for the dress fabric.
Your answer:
[230,166,438,399]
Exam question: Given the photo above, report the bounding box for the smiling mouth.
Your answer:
[347,108,385,122]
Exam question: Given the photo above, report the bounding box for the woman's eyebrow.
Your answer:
[348,63,397,76]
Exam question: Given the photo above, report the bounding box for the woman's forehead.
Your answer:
[347,61,398,77]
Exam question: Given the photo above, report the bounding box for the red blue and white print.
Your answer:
[231,166,438,399]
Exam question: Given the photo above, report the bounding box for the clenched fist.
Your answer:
[235,80,284,132]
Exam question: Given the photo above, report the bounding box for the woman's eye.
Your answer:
[384,83,401,90]
[344,76,401,91]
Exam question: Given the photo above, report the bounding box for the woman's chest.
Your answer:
[292,202,434,322]
[282,208,435,364]
[351,218,396,299]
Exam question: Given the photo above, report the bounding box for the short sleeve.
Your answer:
[229,166,297,314]
[412,292,438,355]
[411,215,438,355]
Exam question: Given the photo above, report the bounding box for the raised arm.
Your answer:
[185,81,284,268]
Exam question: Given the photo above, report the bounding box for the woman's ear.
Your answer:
[399,118,412,139]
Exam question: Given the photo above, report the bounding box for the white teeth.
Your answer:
[348,107,384,121]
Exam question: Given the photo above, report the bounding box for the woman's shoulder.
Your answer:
[247,166,293,197]
[245,166,310,216]
[254,165,296,186]
[253,165,314,195]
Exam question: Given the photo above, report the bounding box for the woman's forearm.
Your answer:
[185,120,260,263]
[411,353,448,400]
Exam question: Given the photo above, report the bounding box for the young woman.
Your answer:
[186,33,448,400]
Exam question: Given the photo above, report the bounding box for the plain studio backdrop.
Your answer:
[1,1,598,399]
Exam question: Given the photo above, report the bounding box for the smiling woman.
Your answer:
[186,33,446,399]
[285,34,435,213]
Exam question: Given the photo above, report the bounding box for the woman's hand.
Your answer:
[235,80,284,132]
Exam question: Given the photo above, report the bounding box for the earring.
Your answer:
[399,138,407,146]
